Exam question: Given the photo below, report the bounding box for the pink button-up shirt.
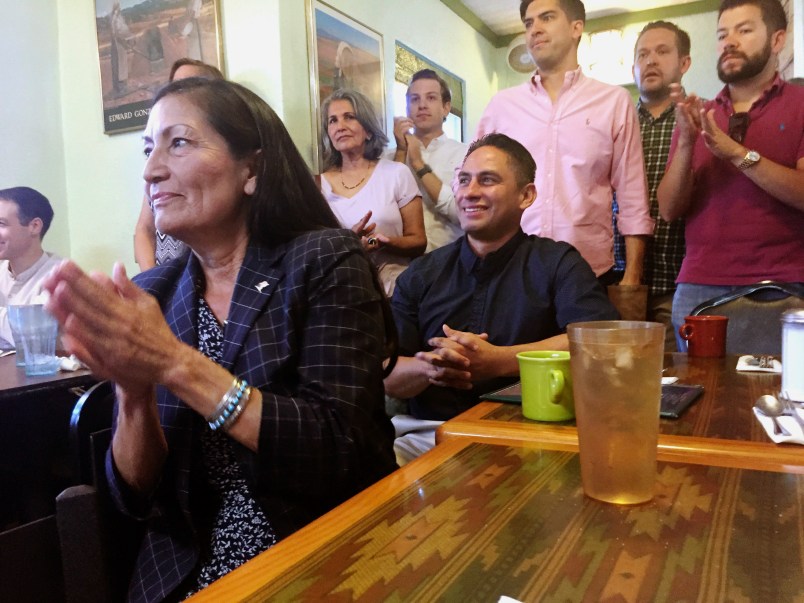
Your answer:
[476,68,653,276]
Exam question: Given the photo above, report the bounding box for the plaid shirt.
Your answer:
[614,101,685,295]
[107,231,396,603]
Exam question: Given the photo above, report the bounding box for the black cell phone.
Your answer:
[660,384,704,419]
[483,382,703,419]
[482,382,522,403]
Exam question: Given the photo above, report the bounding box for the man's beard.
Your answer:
[717,40,772,83]
[639,76,673,103]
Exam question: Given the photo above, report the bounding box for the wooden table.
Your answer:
[0,353,94,401]
[189,438,804,602]
[438,354,803,472]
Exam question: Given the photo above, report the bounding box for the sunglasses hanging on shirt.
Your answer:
[728,112,750,143]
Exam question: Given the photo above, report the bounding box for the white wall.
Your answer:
[0,0,70,258]
[48,0,495,275]
[664,11,722,99]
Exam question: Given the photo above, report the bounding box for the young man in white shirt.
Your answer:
[0,187,62,348]
[391,69,467,252]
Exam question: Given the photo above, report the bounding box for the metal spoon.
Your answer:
[755,394,791,436]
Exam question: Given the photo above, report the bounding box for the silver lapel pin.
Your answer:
[255,280,269,293]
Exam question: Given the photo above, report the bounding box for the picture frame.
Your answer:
[94,0,224,135]
[306,0,386,172]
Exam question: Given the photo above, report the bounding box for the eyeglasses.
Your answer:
[728,112,750,144]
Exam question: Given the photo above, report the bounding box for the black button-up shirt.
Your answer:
[392,230,619,420]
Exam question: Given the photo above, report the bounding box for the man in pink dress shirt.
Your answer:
[476,0,653,286]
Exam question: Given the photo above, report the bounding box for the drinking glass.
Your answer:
[8,304,60,376]
[568,321,665,504]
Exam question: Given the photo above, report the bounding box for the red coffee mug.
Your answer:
[679,315,728,357]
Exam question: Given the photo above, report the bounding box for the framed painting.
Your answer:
[306,1,385,172]
[94,0,224,134]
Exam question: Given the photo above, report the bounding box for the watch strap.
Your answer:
[415,164,433,179]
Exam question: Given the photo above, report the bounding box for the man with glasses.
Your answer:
[658,0,804,349]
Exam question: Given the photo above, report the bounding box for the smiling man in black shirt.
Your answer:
[385,133,618,462]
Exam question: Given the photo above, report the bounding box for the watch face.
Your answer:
[738,150,761,170]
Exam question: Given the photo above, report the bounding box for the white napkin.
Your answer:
[753,403,804,444]
[662,376,679,385]
[59,355,86,372]
[736,355,782,373]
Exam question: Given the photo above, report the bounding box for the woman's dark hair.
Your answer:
[151,78,397,369]
[153,77,340,246]
[168,58,224,82]
[320,88,389,171]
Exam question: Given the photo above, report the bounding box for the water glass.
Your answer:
[7,319,26,366]
[7,304,60,376]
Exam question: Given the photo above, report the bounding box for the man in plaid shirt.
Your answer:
[615,21,691,350]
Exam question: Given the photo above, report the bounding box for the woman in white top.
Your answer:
[320,89,425,295]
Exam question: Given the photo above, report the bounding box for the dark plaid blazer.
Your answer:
[106,230,397,603]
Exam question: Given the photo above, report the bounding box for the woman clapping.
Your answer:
[44,78,397,602]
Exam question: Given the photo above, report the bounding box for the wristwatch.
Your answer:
[737,149,760,170]
[415,164,433,179]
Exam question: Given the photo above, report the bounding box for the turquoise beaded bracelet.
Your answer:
[207,378,249,431]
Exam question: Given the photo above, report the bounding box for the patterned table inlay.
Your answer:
[250,443,803,602]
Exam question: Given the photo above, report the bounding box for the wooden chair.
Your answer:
[691,281,804,355]
[57,450,141,603]
[59,382,142,602]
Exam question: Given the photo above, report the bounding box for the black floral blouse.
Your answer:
[185,298,276,597]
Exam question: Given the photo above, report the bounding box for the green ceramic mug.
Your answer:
[516,351,574,421]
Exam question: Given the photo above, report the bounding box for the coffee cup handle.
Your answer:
[679,324,695,341]
[549,369,565,404]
